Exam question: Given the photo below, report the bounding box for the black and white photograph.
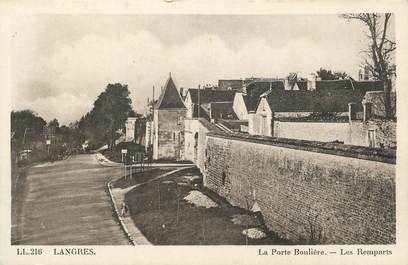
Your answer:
[1,3,407,264]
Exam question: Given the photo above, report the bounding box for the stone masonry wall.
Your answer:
[203,133,395,244]
[154,109,186,160]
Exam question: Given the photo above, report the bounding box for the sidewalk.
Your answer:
[95,153,121,167]
[96,153,195,168]
[107,167,193,245]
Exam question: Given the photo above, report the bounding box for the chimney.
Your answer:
[348,103,357,122]
[284,77,291,90]
[180,87,184,98]
[307,73,317,91]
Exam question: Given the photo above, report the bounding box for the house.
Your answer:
[184,88,236,119]
[233,80,285,120]
[248,89,370,145]
[153,73,187,160]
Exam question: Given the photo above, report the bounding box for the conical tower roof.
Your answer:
[155,73,186,109]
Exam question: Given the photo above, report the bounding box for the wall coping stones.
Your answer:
[206,131,396,164]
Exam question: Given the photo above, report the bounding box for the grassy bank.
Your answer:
[124,167,292,245]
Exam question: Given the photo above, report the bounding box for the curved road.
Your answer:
[12,154,130,245]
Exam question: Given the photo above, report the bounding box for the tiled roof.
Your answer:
[263,90,364,113]
[242,94,251,111]
[352,80,384,93]
[192,102,237,120]
[296,81,308,90]
[316,80,383,93]
[187,89,236,104]
[218,119,248,131]
[192,104,210,120]
[156,76,186,109]
[245,81,285,112]
[206,102,237,120]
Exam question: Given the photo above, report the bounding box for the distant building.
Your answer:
[153,73,187,160]
[218,79,243,91]
[124,116,146,145]
[358,65,374,81]
[125,117,137,142]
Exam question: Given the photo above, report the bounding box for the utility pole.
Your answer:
[152,85,155,114]
[197,84,201,118]
[22,128,28,148]
[152,85,155,147]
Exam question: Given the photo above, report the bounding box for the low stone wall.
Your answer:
[203,132,396,244]
[274,121,368,146]
[273,120,396,149]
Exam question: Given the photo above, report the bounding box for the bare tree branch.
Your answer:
[343,13,395,119]
[380,13,392,51]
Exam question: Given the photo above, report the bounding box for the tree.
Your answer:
[11,110,46,141]
[342,13,396,119]
[316,68,349,80]
[78,83,134,149]
[48,118,59,128]
[11,110,47,161]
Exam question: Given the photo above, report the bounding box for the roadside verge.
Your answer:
[106,167,193,245]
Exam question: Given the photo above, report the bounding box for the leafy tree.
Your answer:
[48,118,59,128]
[342,13,396,119]
[78,83,134,149]
[57,125,84,150]
[316,68,349,80]
[11,110,47,162]
[11,110,46,141]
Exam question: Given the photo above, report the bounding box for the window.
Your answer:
[177,112,182,125]
[260,114,267,135]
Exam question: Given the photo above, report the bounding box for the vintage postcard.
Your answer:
[1,1,408,264]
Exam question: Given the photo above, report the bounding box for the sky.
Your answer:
[7,14,389,125]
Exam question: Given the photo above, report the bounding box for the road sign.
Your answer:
[121,149,128,154]
[46,139,51,145]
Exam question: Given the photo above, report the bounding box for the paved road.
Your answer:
[12,154,130,245]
